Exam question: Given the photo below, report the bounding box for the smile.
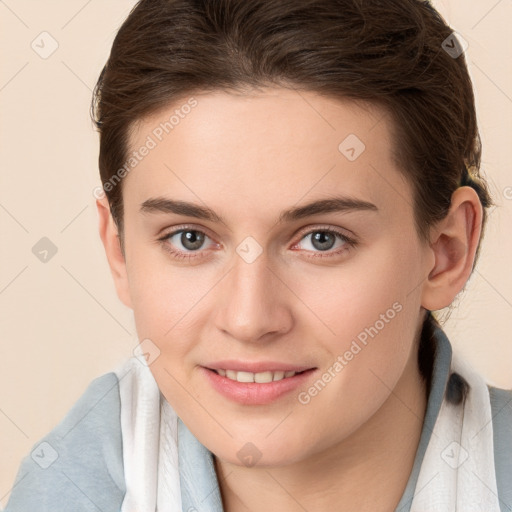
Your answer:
[212,369,303,383]
[201,366,317,405]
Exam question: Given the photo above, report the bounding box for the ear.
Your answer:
[421,186,483,311]
[96,197,133,310]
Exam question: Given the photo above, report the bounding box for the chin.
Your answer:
[212,436,309,469]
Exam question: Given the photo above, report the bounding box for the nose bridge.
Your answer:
[215,246,290,342]
[235,249,273,304]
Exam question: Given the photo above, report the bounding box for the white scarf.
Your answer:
[409,350,501,511]
[114,355,182,512]
[114,348,501,512]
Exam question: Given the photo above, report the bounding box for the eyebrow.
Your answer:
[139,195,378,224]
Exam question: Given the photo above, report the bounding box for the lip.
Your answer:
[204,360,315,373]
[200,366,317,405]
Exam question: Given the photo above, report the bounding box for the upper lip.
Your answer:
[204,360,316,373]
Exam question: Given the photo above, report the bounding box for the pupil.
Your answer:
[182,231,204,250]
[312,232,335,251]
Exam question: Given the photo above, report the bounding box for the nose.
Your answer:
[213,249,293,344]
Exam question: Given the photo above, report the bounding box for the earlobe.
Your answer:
[421,187,483,311]
[96,197,133,310]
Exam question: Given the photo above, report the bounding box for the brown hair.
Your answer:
[91,0,493,393]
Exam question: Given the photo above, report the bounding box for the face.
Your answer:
[116,88,432,466]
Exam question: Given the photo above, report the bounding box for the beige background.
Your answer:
[0,0,511,506]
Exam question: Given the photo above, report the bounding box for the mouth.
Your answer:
[201,365,318,405]
[206,367,309,383]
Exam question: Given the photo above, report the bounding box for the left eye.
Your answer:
[294,229,351,253]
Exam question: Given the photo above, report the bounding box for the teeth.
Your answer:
[236,371,255,383]
[256,371,274,383]
[215,369,300,382]
[272,371,285,381]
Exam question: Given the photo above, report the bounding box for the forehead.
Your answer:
[123,87,412,224]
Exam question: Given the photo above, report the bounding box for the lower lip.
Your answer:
[200,367,317,405]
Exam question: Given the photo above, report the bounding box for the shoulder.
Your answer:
[488,383,512,439]
[488,383,512,432]
[5,372,126,512]
[488,384,512,509]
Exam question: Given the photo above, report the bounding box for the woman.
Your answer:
[5,0,511,511]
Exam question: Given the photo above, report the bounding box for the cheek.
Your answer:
[289,240,421,405]
[126,239,200,331]
[289,241,416,342]
[126,260,206,416]
[126,253,225,390]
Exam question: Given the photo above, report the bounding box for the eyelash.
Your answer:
[157,225,357,261]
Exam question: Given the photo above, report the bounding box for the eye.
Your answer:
[292,227,356,258]
[158,227,216,260]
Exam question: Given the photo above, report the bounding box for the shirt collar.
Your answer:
[395,324,453,511]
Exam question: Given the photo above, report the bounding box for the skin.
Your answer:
[97,87,482,511]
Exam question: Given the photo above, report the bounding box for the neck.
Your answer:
[214,343,429,512]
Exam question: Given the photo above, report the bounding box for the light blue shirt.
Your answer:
[5,326,512,511]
